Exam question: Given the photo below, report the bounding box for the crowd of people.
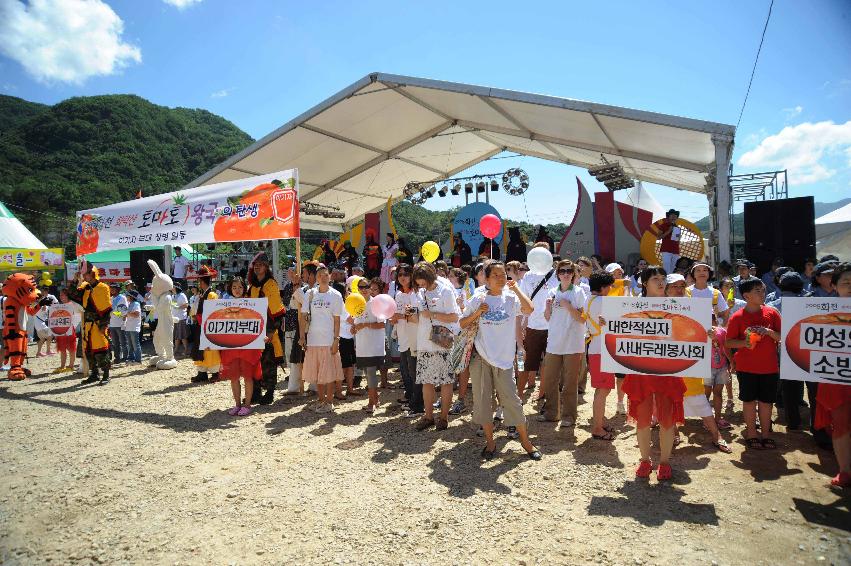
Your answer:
[4,235,850,487]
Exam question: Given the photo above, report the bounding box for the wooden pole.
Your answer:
[296,236,302,273]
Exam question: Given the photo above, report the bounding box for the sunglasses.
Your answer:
[518,267,530,272]
[557,269,575,275]
[358,284,369,288]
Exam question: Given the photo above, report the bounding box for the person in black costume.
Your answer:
[505,226,527,262]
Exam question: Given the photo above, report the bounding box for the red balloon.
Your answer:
[479,214,502,239]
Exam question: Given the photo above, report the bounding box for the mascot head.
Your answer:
[3,273,41,306]
[147,259,174,298]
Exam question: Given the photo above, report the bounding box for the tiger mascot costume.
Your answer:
[2,273,42,380]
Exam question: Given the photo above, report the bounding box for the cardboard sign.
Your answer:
[199,298,268,350]
[780,297,851,384]
[601,296,712,378]
[48,304,74,336]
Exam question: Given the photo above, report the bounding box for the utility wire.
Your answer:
[736,0,774,129]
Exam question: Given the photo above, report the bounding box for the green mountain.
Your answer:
[0,93,254,252]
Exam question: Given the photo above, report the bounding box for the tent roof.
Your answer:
[815,201,851,240]
[0,202,48,249]
[186,73,736,231]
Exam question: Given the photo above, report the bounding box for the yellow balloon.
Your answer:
[43,279,53,287]
[421,241,440,263]
[350,276,363,294]
[345,293,366,317]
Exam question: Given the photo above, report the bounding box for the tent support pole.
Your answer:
[164,245,173,277]
[712,134,734,264]
[296,236,302,273]
[272,239,281,283]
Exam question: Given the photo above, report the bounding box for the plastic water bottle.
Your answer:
[517,349,525,372]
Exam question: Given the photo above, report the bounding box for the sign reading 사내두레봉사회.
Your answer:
[601,296,713,379]
[780,297,851,384]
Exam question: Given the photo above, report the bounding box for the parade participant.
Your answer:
[687,262,729,325]
[172,283,189,356]
[604,263,631,297]
[814,263,851,487]
[300,265,344,413]
[321,240,337,267]
[283,265,310,395]
[392,265,420,413]
[534,226,555,253]
[219,277,262,417]
[517,243,557,399]
[189,265,221,383]
[539,260,588,427]
[338,241,360,274]
[74,264,113,385]
[1,274,41,380]
[478,237,500,260]
[732,259,753,300]
[33,296,54,357]
[363,234,383,279]
[622,266,686,480]
[650,209,681,274]
[53,287,83,373]
[108,284,128,364]
[352,279,387,413]
[339,278,363,398]
[451,233,473,268]
[411,261,461,431]
[123,288,142,364]
[171,246,190,291]
[586,271,615,440]
[505,226,527,263]
[461,260,541,460]
[811,262,838,298]
[630,258,648,295]
[726,276,782,450]
[396,238,414,267]
[246,252,286,405]
[381,233,399,285]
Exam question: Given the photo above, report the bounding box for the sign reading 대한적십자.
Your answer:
[601,296,712,379]
[199,298,268,350]
[780,297,851,384]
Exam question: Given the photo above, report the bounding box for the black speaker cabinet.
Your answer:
[744,197,815,274]
[129,249,166,291]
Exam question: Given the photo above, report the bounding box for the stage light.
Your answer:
[438,185,448,197]
[476,181,486,193]
[465,182,474,194]
[427,185,437,197]
[501,167,529,196]
[451,183,461,195]
[490,180,499,192]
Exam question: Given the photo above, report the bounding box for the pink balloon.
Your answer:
[479,214,502,239]
[369,293,397,321]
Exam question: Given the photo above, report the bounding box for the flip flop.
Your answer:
[592,431,615,441]
[746,437,763,450]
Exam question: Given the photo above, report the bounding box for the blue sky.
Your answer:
[1,0,849,224]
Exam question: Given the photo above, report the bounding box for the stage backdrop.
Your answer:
[76,170,299,255]
[452,202,503,258]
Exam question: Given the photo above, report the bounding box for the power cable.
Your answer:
[736,0,774,129]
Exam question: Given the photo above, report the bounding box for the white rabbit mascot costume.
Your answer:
[146,259,178,370]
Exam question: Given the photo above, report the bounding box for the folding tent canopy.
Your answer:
[184,73,736,260]
[0,202,47,249]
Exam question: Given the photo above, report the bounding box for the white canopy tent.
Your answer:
[815,202,851,259]
[185,73,736,261]
[0,202,47,249]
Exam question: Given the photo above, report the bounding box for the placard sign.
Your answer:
[780,297,851,384]
[601,297,712,378]
[48,304,74,336]
[199,298,268,350]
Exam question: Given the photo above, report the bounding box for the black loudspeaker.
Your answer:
[129,249,165,291]
[744,197,816,274]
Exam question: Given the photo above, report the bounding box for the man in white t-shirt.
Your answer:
[300,265,344,413]
[687,263,729,325]
[171,247,190,290]
[517,245,558,397]
[123,289,143,363]
[172,283,189,356]
[108,284,128,363]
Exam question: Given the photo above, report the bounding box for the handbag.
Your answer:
[422,289,454,349]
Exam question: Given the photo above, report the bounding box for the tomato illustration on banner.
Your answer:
[199,298,268,350]
[780,298,851,384]
[48,305,74,337]
[601,297,712,379]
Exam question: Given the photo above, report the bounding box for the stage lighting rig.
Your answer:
[301,202,346,219]
[403,168,531,204]
[588,157,634,192]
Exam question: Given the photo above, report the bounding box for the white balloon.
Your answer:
[527,247,554,275]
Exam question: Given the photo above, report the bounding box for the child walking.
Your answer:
[53,288,83,373]
[218,277,262,417]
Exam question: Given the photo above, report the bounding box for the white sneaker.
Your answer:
[495,406,504,421]
[616,401,626,415]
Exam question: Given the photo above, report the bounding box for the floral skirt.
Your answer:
[415,350,454,386]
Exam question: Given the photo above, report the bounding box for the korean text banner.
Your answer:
[65,262,131,282]
[47,304,74,337]
[199,298,268,351]
[0,248,64,270]
[75,170,299,255]
[601,297,712,379]
[780,297,851,385]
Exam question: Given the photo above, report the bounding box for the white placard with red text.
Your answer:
[47,304,75,337]
[199,298,268,350]
[779,297,851,384]
[601,297,712,379]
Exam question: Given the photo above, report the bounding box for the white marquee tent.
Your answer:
[0,202,47,249]
[185,73,736,260]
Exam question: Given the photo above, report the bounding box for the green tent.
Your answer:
[77,243,209,262]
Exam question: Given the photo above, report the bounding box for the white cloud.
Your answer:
[0,0,141,84]
[781,105,802,120]
[211,87,234,99]
[738,120,851,185]
[162,0,202,9]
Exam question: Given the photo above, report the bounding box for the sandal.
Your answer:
[712,439,732,454]
[481,446,496,460]
[673,435,682,447]
[414,418,435,431]
[435,418,449,431]
[592,431,615,441]
[237,406,252,417]
[526,449,542,461]
[830,472,851,488]
[227,406,240,416]
[746,437,763,450]
[656,463,673,481]
[635,459,653,478]
[761,437,777,449]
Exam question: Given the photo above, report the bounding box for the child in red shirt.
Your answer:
[726,277,782,449]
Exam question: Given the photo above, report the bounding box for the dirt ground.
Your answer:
[1,342,849,566]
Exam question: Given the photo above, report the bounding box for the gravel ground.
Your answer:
[1,343,849,565]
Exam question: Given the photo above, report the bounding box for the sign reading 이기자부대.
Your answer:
[199,298,268,351]
[780,297,851,384]
[601,297,712,379]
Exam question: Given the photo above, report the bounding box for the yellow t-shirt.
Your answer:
[683,377,705,397]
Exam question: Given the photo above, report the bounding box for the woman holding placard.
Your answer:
[219,277,262,417]
[622,266,686,481]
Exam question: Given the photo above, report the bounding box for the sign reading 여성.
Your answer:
[199,298,268,350]
[780,297,851,384]
[601,297,712,379]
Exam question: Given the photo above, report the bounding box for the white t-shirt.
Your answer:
[354,300,386,358]
[687,285,729,316]
[301,287,343,347]
[545,285,588,355]
[172,292,188,321]
[124,300,142,332]
[416,283,461,353]
[172,255,190,279]
[340,313,354,340]
[585,294,604,355]
[394,290,419,353]
[518,271,556,330]
[463,289,521,370]
[110,295,128,328]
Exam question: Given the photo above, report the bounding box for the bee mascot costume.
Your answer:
[146,259,179,370]
[2,273,42,380]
